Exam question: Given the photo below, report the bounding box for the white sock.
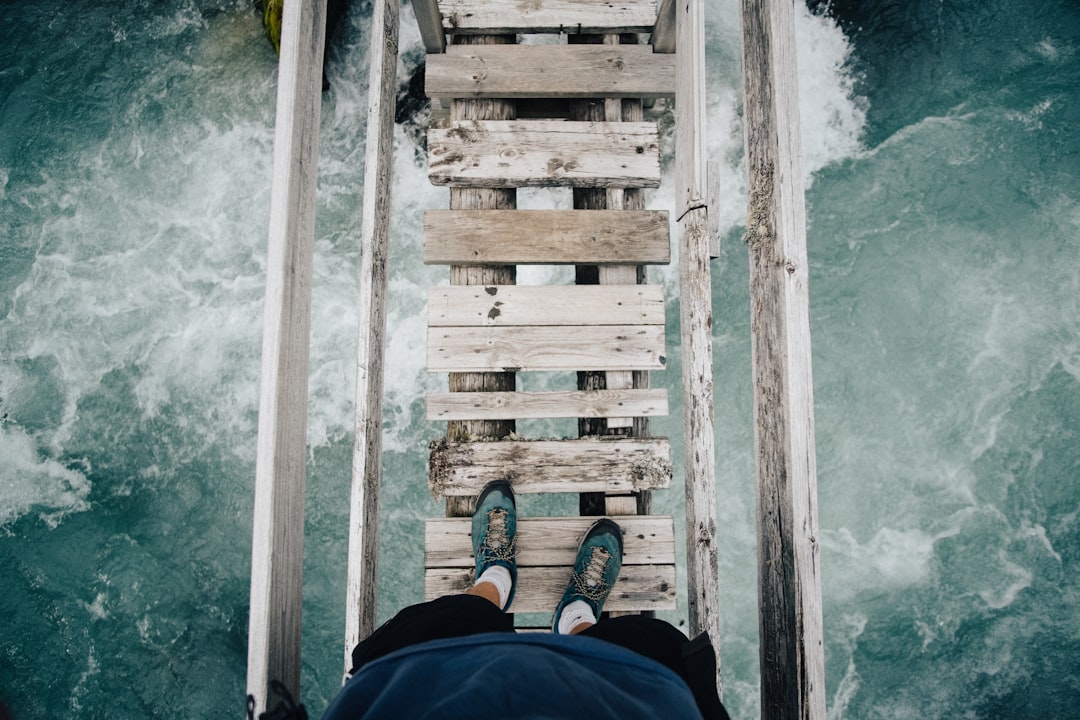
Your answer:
[475,565,513,609]
[557,600,597,635]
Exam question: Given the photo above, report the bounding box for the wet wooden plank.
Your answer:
[426,388,669,421]
[424,565,677,612]
[428,324,667,372]
[428,121,660,188]
[438,0,659,34]
[428,285,665,327]
[427,45,674,99]
[742,0,825,716]
[425,515,675,567]
[424,210,670,265]
[429,437,671,496]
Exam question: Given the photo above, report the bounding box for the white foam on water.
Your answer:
[822,526,938,600]
[0,423,90,528]
[704,0,867,243]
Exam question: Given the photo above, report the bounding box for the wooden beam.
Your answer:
[673,0,722,698]
[424,210,670,265]
[425,565,677,613]
[438,0,660,34]
[429,438,672,496]
[427,324,667,372]
[412,0,446,53]
[444,33,519,519]
[426,389,669,421]
[740,0,826,718]
[246,0,326,715]
[426,45,675,100]
[343,0,396,676]
[650,0,675,52]
[428,285,665,327]
[425,515,675,566]
[428,120,661,188]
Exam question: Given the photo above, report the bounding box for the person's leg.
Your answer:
[350,480,519,674]
[578,617,731,720]
[348,593,513,673]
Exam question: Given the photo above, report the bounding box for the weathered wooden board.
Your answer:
[424,209,670,265]
[427,45,675,100]
[428,324,667,372]
[428,121,661,188]
[429,437,672,496]
[428,285,665,327]
[425,515,675,567]
[247,0,326,714]
[413,0,446,52]
[438,0,659,34]
[424,565,677,612]
[344,0,398,672]
[426,389,669,421]
[742,0,826,716]
[650,0,675,52]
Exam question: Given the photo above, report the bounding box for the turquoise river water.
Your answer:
[1,0,1078,717]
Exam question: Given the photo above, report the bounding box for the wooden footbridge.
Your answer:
[245,1,824,718]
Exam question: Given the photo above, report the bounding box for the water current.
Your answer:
[1,0,1077,717]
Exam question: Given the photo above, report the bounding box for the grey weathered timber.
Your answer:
[246,0,326,715]
[425,565,677,613]
[741,0,826,719]
[425,515,675,566]
[428,324,667,372]
[428,285,665,327]
[426,389,669,421]
[412,0,446,53]
[674,0,723,697]
[438,0,660,34]
[444,34,519,519]
[650,0,676,52]
[424,209,670,265]
[426,45,675,100]
[343,0,396,675]
[429,438,672,496]
[428,120,661,188]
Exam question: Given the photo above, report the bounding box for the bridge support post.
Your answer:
[739,1,826,719]
[246,0,327,714]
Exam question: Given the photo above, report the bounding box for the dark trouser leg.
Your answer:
[348,594,514,675]
[579,616,731,720]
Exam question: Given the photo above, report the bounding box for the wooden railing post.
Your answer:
[739,0,826,718]
[246,0,326,714]
[674,0,723,697]
[344,0,399,673]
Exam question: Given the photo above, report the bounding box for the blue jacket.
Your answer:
[322,632,705,719]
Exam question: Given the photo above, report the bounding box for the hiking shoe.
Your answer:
[552,518,624,633]
[472,480,517,610]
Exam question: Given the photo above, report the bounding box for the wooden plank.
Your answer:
[425,565,677,613]
[426,45,675,100]
[444,35,520,519]
[424,210,670,265]
[246,0,326,715]
[428,121,661,188]
[427,324,667,372]
[343,0,397,675]
[429,438,672,496]
[428,285,665,327]
[673,0,722,699]
[438,0,659,34]
[412,0,446,52]
[741,0,825,717]
[426,389,669,421]
[650,0,675,52]
[425,516,674,567]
